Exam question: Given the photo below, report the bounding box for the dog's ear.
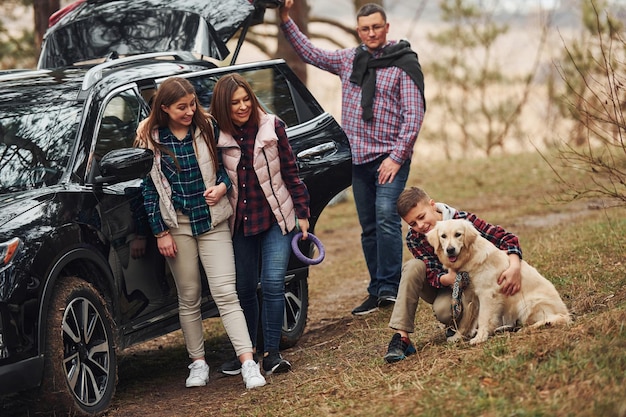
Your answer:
[462,220,478,247]
[426,223,441,251]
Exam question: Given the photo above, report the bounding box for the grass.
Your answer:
[102,150,626,417]
[261,150,625,417]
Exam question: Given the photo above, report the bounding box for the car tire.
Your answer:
[41,276,117,416]
[281,275,308,349]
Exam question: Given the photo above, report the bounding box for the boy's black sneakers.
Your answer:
[384,332,417,363]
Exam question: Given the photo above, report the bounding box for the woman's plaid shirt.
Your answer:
[143,127,230,236]
[234,117,310,236]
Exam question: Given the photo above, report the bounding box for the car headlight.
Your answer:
[0,237,23,301]
[0,237,22,269]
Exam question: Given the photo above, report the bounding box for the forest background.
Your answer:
[3,0,625,197]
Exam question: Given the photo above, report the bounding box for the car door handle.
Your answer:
[297,142,337,161]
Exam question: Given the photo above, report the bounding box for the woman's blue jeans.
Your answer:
[232,222,293,353]
[352,157,411,298]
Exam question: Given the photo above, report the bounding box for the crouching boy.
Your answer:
[384,187,522,363]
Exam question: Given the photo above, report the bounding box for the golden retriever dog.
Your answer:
[426,219,571,345]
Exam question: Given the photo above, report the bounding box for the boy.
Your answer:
[384,187,522,363]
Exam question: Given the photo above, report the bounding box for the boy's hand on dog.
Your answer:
[498,255,522,296]
[440,272,455,287]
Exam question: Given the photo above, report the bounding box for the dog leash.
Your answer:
[451,271,470,319]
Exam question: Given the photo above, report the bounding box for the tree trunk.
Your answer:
[353,0,383,12]
[276,0,310,83]
[33,0,60,50]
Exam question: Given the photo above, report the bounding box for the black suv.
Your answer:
[0,0,351,415]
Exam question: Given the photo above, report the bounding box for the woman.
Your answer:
[134,77,265,389]
[211,73,310,375]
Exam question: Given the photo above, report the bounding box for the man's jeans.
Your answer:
[352,157,410,298]
[233,223,293,353]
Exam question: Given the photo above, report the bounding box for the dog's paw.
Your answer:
[447,332,463,343]
[469,331,489,345]
[494,324,518,333]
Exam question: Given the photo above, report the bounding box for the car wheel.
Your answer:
[280,276,308,349]
[41,276,117,416]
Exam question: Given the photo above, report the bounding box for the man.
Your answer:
[279,1,426,314]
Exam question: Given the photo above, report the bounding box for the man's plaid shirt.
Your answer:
[281,18,424,165]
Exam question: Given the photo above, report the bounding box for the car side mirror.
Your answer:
[95,148,153,185]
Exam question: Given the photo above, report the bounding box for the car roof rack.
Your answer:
[0,69,52,83]
[82,51,197,90]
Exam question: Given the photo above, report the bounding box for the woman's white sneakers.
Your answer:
[186,358,265,389]
[241,359,267,389]
[186,360,210,387]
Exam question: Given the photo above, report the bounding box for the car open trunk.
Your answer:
[38,0,274,69]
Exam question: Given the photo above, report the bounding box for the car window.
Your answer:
[188,67,299,127]
[94,88,143,159]
[0,104,79,192]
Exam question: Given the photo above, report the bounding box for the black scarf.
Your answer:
[349,40,426,121]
